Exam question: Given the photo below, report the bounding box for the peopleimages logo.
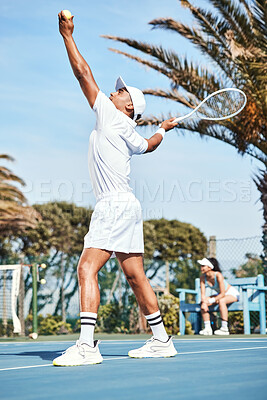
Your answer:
[21,178,252,204]
[133,179,252,203]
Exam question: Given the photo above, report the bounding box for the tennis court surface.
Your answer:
[1,337,267,400]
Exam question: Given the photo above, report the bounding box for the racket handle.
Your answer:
[173,116,186,123]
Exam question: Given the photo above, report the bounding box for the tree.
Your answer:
[18,202,93,318]
[0,154,40,232]
[232,253,264,277]
[143,218,207,289]
[103,0,267,284]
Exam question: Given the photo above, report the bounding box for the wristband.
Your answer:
[208,298,216,304]
[155,127,166,138]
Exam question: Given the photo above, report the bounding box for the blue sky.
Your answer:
[1,0,263,241]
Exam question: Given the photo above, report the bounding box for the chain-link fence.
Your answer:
[208,235,263,333]
[209,235,263,278]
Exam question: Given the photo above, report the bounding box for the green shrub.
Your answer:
[96,304,121,333]
[0,319,14,337]
[228,311,244,334]
[158,294,193,335]
[25,314,73,335]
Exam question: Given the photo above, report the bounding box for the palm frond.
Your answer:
[208,0,252,44]
[251,0,267,51]
[0,154,41,230]
[103,35,224,97]
[253,169,267,225]
[0,200,40,229]
[0,154,15,162]
[143,88,196,108]
[0,186,26,204]
[178,0,242,45]
[238,0,254,23]
[107,47,174,83]
[0,166,25,186]
[148,18,234,78]
[138,114,266,164]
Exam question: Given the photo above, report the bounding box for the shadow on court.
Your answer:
[0,351,61,361]
[0,350,128,361]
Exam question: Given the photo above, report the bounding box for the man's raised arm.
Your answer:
[144,118,178,153]
[58,11,99,108]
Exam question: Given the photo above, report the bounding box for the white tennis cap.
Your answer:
[115,76,146,120]
[197,258,214,269]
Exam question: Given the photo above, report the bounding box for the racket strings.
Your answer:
[196,91,245,119]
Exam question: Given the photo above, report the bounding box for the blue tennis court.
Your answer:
[1,337,267,400]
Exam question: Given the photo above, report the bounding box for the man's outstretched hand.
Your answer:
[161,118,178,132]
[58,11,74,38]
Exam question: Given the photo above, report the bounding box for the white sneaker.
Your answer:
[214,328,230,335]
[128,336,177,358]
[199,327,213,335]
[53,340,103,366]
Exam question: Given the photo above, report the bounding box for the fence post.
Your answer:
[179,291,186,335]
[19,265,25,336]
[208,236,216,258]
[262,230,267,311]
[165,260,170,294]
[32,264,38,335]
[258,274,266,335]
[242,288,251,334]
[195,278,201,333]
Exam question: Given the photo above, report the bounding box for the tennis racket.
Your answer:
[173,88,247,123]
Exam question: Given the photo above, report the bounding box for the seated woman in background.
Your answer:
[198,257,240,335]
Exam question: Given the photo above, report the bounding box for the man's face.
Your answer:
[109,87,133,113]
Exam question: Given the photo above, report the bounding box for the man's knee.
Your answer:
[77,259,98,280]
[126,272,147,288]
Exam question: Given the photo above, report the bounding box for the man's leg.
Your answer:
[116,252,158,315]
[77,248,112,344]
[116,252,177,358]
[78,248,112,312]
[53,248,112,366]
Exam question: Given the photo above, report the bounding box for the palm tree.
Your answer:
[0,154,40,232]
[103,0,267,281]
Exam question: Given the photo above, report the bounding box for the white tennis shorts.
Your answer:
[225,285,240,301]
[84,191,144,255]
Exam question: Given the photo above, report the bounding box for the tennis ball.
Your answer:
[40,278,46,285]
[62,9,72,19]
[29,332,38,340]
[40,263,46,269]
[178,332,181,336]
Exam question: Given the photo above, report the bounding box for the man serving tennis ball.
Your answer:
[53,11,178,367]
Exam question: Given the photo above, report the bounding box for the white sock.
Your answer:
[145,310,168,342]
[79,312,97,347]
[221,320,228,330]
[204,321,211,329]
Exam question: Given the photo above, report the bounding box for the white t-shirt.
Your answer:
[88,91,148,199]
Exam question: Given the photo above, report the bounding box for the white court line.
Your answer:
[0,364,52,371]
[174,340,267,343]
[0,346,267,371]
[0,357,128,371]
[1,338,267,346]
[178,346,267,355]
[0,340,145,345]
